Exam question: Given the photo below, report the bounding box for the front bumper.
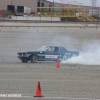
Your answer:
[17,55,29,61]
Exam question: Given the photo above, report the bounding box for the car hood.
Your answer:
[18,51,40,54]
[27,51,40,54]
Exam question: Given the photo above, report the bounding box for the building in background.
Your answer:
[0,0,98,11]
[0,0,99,18]
[0,0,52,12]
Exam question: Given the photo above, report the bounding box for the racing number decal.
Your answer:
[45,55,58,58]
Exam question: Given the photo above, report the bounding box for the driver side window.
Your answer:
[46,47,52,51]
[46,47,56,52]
[54,47,59,52]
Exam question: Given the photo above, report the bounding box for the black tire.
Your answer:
[31,55,38,63]
[22,60,28,63]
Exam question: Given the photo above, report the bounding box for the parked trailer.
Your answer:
[7,5,17,15]
[7,5,31,16]
[16,6,31,15]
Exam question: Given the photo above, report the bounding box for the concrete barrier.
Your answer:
[10,16,60,21]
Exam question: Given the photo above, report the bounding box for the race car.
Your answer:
[17,46,79,63]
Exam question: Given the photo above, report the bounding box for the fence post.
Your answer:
[3,10,4,22]
[51,12,52,23]
[86,11,87,25]
[27,10,28,22]
[75,10,76,23]
[98,10,100,25]
[97,9,99,25]
[40,14,41,23]
[16,15,17,23]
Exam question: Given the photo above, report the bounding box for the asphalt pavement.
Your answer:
[0,27,100,100]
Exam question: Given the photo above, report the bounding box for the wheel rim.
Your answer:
[32,55,38,62]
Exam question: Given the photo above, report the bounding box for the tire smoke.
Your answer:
[62,42,100,65]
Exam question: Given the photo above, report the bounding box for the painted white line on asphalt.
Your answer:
[0,79,100,82]
[0,96,100,100]
[0,79,90,81]
[51,66,100,70]
[43,97,100,100]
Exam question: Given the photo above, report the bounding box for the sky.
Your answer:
[47,0,100,7]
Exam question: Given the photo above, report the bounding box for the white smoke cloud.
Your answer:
[62,42,100,65]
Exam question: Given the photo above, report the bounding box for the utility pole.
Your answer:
[11,0,13,5]
[53,0,54,11]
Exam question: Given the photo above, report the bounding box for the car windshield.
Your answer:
[38,46,48,51]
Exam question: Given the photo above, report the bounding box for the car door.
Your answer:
[37,47,53,61]
[44,47,59,61]
[37,51,46,61]
[37,46,51,61]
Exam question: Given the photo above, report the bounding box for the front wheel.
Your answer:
[31,55,38,63]
[22,60,28,63]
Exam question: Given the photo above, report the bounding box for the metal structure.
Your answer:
[78,12,97,22]
[90,0,97,7]
[35,0,97,22]
[60,0,66,7]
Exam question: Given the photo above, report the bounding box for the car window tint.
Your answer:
[61,47,68,52]
[54,47,59,52]
[60,48,64,52]
[38,46,48,51]
[46,47,52,51]
[51,47,55,51]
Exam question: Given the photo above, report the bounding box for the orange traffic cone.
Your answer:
[34,81,44,97]
[56,60,60,68]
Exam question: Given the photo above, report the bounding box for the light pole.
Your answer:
[11,0,13,5]
[53,0,54,11]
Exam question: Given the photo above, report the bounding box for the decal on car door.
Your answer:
[45,55,58,58]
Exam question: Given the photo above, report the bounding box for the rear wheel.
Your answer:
[31,55,38,63]
[63,55,69,60]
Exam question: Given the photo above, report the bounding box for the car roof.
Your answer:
[44,45,65,48]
